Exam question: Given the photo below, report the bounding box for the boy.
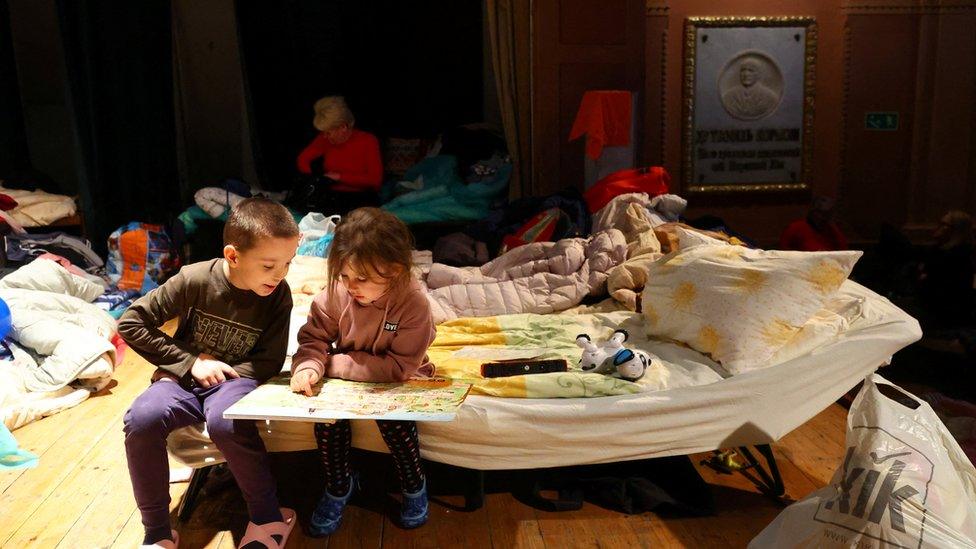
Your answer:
[119,197,299,549]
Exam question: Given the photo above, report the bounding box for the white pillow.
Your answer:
[763,292,864,372]
[641,244,862,372]
[674,226,728,250]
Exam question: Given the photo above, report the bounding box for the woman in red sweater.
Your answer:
[294,96,383,214]
[779,196,848,252]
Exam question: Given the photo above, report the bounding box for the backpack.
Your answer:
[499,207,572,254]
[107,222,179,294]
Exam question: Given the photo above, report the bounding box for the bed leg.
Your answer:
[177,464,214,523]
[463,468,485,511]
[700,445,786,500]
[736,445,785,498]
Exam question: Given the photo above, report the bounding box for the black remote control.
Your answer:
[480,359,568,378]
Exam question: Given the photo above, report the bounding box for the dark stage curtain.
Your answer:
[235,0,484,190]
[56,0,181,251]
[0,0,30,177]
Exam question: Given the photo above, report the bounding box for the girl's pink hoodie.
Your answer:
[291,279,436,382]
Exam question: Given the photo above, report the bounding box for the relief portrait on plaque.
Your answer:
[719,53,783,121]
[683,17,816,193]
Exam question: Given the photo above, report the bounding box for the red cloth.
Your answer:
[111,334,127,366]
[568,90,632,160]
[779,219,848,252]
[38,253,87,277]
[500,207,562,253]
[584,166,670,213]
[0,193,17,211]
[296,129,383,192]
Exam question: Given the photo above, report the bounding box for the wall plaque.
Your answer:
[683,17,817,193]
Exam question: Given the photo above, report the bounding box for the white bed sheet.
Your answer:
[413,282,919,469]
[168,281,920,470]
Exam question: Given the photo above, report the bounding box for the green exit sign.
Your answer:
[865,112,899,131]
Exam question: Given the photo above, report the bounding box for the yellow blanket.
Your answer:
[428,312,668,398]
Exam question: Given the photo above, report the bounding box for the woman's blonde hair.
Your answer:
[313,96,355,132]
[327,208,414,297]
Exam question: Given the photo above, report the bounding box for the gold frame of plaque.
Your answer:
[682,16,817,193]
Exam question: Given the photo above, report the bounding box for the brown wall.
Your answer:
[532,0,646,195]
[650,0,846,246]
[842,3,976,241]
[534,0,976,246]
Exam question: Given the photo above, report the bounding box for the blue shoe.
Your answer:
[309,474,357,537]
[399,480,429,529]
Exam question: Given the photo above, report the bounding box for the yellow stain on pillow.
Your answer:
[713,246,746,261]
[734,269,768,295]
[656,258,676,271]
[698,325,722,357]
[761,319,800,348]
[672,282,698,311]
[658,250,692,272]
[805,260,847,294]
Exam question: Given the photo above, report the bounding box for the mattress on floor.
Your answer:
[168,281,920,470]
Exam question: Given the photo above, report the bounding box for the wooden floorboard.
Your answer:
[1,350,154,547]
[0,345,851,548]
[485,492,545,549]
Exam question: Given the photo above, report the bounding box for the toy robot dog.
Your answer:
[576,329,655,382]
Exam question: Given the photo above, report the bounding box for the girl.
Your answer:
[290,208,436,536]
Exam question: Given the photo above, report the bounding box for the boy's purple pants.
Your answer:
[123,377,281,543]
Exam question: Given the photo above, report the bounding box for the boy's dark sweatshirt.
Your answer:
[118,259,292,386]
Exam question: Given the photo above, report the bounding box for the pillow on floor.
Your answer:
[640,243,862,372]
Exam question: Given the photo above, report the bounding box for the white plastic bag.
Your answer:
[297,212,340,248]
[751,374,976,548]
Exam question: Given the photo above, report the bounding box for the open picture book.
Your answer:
[223,375,472,422]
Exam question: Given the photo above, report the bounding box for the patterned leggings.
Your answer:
[313,419,425,495]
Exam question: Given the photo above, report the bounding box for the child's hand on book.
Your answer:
[290,369,319,396]
[191,353,240,388]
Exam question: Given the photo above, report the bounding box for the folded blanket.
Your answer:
[0,186,76,227]
[194,187,247,218]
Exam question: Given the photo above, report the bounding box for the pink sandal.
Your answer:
[140,530,179,549]
[238,507,297,549]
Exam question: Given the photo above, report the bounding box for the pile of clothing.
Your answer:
[175,178,254,239]
[0,259,121,431]
[382,155,512,225]
[173,179,299,261]
[407,180,745,322]
[5,232,104,272]
[0,185,77,230]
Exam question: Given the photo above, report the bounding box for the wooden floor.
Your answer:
[0,347,849,548]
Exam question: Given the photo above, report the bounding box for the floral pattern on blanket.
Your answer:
[428,311,722,398]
